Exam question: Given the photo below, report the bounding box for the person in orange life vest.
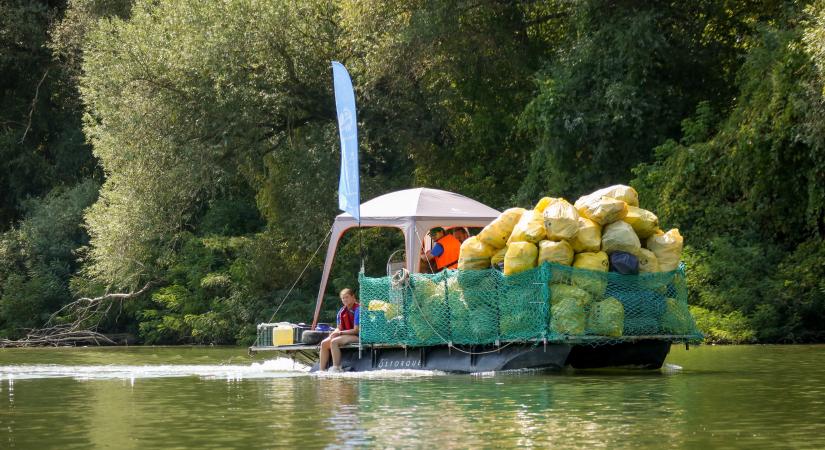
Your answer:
[450,227,469,244]
[319,288,360,372]
[424,227,461,271]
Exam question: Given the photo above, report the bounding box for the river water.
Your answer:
[0,345,823,449]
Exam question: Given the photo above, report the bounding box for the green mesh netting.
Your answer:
[359,262,702,347]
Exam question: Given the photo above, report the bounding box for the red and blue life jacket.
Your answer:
[337,303,360,331]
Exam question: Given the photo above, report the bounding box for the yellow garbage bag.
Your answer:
[534,196,553,213]
[456,271,496,307]
[507,210,546,244]
[550,283,592,307]
[500,309,533,336]
[625,206,659,238]
[573,251,609,271]
[477,207,525,249]
[412,275,445,300]
[542,198,580,241]
[570,217,602,253]
[368,300,400,320]
[458,236,494,270]
[601,220,641,255]
[572,251,609,297]
[637,248,659,273]
[503,241,538,276]
[491,246,507,267]
[587,297,624,337]
[646,228,683,272]
[585,184,639,207]
[550,297,586,335]
[408,298,447,342]
[538,240,574,266]
[574,196,628,225]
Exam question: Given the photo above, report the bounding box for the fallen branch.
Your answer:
[0,327,113,348]
[0,281,159,348]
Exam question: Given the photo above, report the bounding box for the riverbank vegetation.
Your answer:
[1,0,823,345]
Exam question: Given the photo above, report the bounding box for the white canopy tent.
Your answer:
[311,188,501,327]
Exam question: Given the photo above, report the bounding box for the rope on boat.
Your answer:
[267,227,333,323]
[412,281,519,355]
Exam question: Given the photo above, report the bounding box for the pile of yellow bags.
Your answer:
[464,185,679,277]
[457,184,686,338]
[462,184,683,276]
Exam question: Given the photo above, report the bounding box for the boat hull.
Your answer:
[252,340,674,373]
[333,343,571,373]
[566,339,672,370]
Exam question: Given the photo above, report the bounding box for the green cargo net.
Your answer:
[359,262,702,347]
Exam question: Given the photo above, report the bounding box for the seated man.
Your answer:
[450,227,469,244]
[319,288,360,372]
[424,227,461,271]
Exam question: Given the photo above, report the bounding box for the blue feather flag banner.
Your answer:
[332,61,360,221]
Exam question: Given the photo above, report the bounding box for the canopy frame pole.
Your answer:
[312,223,348,329]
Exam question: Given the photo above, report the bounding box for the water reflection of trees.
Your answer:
[345,372,692,448]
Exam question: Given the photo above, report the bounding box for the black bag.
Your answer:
[609,251,639,275]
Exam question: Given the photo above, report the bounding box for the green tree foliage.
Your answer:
[2,0,823,344]
[0,0,127,339]
[80,0,344,289]
[340,0,564,208]
[50,0,133,85]
[518,0,760,201]
[633,14,825,342]
[0,180,99,337]
[76,0,361,341]
[0,0,99,228]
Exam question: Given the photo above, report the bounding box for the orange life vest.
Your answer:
[434,233,461,270]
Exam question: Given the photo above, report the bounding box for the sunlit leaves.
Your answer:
[80,0,342,288]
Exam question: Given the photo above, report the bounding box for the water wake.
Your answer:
[0,357,311,381]
[662,363,683,374]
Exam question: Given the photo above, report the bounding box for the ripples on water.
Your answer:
[1,345,824,449]
[0,358,310,381]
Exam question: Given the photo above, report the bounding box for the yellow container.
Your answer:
[273,323,294,346]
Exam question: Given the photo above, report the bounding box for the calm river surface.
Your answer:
[0,345,823,449]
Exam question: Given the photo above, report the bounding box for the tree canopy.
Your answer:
[0,0,822,344]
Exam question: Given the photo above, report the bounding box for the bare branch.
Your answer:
[0,281,160,348]
[0,327,114,348]
[19,69,49,144]
[46,280,159,325]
